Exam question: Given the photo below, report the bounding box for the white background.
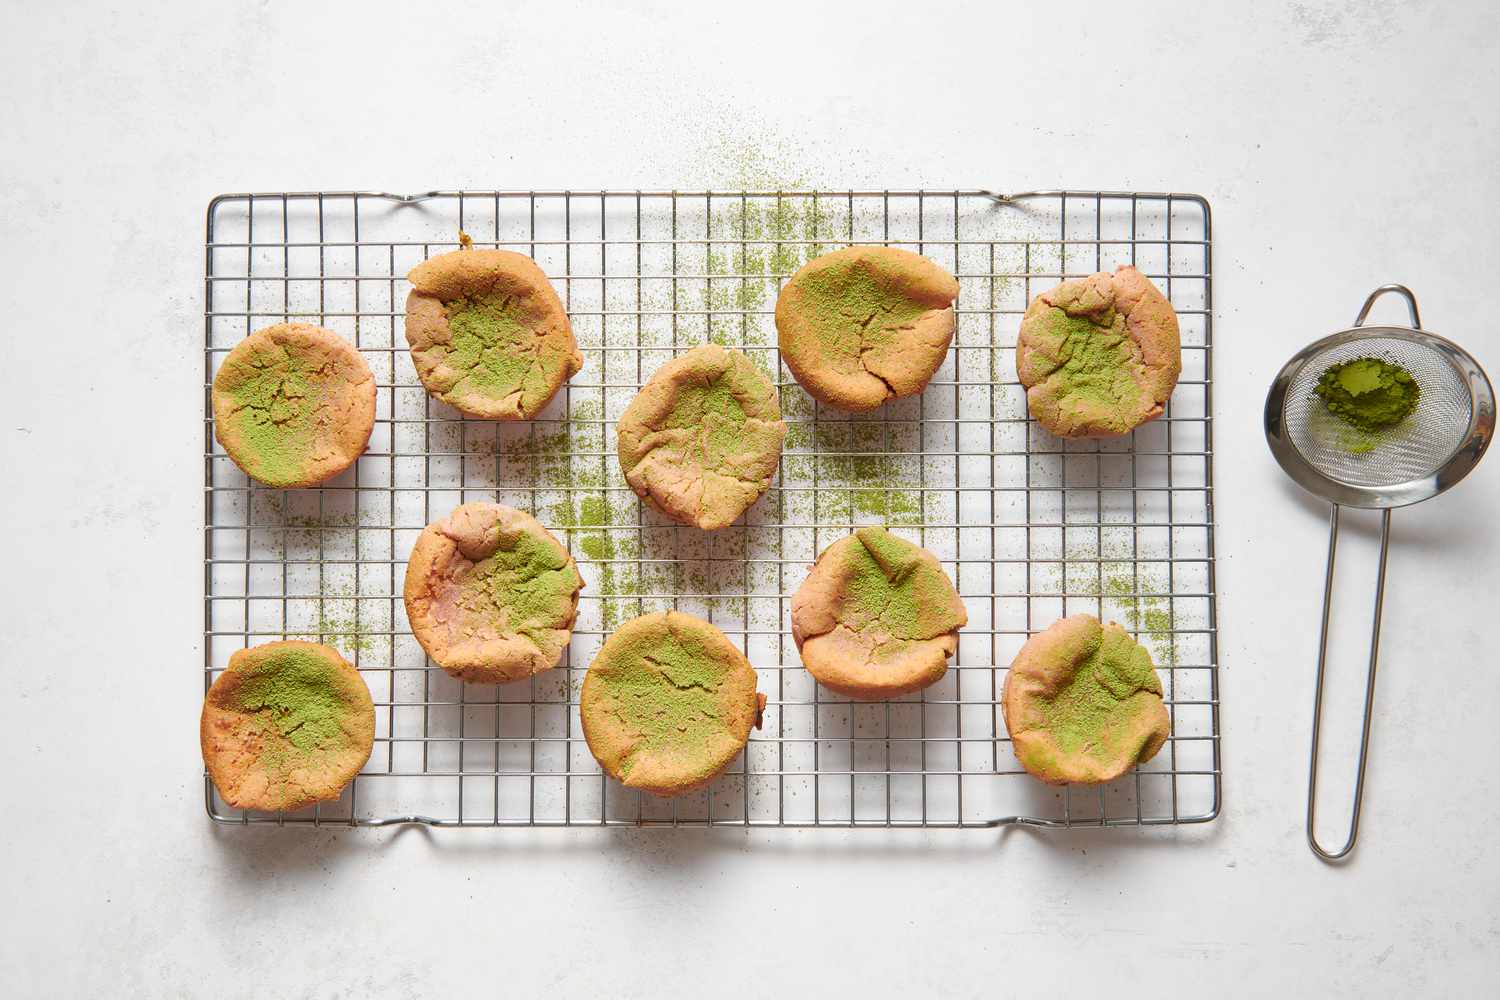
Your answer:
[3,1,1498,996]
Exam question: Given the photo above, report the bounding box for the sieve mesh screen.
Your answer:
[1284,335,1472,487]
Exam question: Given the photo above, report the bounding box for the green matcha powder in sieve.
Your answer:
[1314,357,1420,442]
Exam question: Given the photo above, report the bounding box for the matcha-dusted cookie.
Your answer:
[581,610,765,796]
[790,526,968,699]
[1001,614,1171,784]
[201,640,375,812]
[1016,265,1181,438]
[404,502,583,684]
[776,246,959,412]
[212,323,375,488]
[617,343,787,530]
[405,248,583,420]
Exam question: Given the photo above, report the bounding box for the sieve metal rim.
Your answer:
[1264,324,1495,509]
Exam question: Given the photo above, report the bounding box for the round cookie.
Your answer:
[1016,265,1181,438]
[1001,614,1171,785]
[580,610,765,796]
[775,246,959,412]
[616,343,787,531]
[200,640,375,812]
[212,323,375,488]
[404,248,583,420]
[404,502,584,684]
[790,526,968,700]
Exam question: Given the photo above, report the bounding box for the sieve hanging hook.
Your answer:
[1265,285,1494,862]
[1354,284,1420,329]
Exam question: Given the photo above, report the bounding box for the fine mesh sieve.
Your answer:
[1282,336,1471,489]
[1264,285,1494,862]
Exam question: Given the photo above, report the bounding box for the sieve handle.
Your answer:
[1306,503,1391,861]
[1354,284,1422,329]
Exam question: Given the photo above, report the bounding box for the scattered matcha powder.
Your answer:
[705,195,842,351]
[292,580,382,656]
[781,418,924,525]
[514,166,919,632]
[1048,541,1179,666]
[245,499,382,657]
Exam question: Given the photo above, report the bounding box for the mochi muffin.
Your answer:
[1016,265,1180,437]
[404,502,584,684]
[405,248,582,419]
[201,640,375,812]
[791,527,967,700]
[616,343,786,530]
[776,246,958,412]
[212,323,375,487]
[1002,614,1171,784]
[581,611,765,796]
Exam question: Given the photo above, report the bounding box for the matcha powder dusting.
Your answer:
[1314,357,1420,433]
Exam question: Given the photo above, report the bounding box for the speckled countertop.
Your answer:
[4,1,1498,996]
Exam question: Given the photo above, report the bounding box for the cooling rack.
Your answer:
[203,189,1219,828]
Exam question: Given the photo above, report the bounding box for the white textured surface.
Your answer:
[3,1,1498,995]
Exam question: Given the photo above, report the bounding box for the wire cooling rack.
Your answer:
[204,189,1219,828]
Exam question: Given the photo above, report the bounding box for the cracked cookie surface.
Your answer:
[1016,265,1181,438]
[1001,614,1170,784]
[791,526,968,700]
[580,610,764,796]
[212,323,375,488]
[405,249,583,420]
[200,640,375,812]
[404,502,583,684]
[776,246,958,412]
[617,343,786,530]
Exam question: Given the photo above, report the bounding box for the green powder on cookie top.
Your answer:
[665,370,752,459]
[465,529,582,642]
[843,527,963,641]
[1027,303,1145,423]
[228,647,356,757]
[442,292,555,406]
[1314,356,1420,433]
[1041,625,1159,759]
[594,626,734,778]
[221,351,329,486]
[796,259,929,373]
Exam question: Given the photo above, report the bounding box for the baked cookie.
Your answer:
[1016,265,1181,438]
[790,526,968,699]
[200,640,375,812]
[580,610,765,796]
[405,248,583,419]
[212,323,375,488]
[616,343,787,530]
[1001,614,1170,784]
[403,502,584,683]
[776,246,959,412]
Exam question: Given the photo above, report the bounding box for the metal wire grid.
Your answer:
[203,189,1220,828]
